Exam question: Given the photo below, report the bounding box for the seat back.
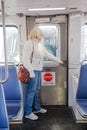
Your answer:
[0,84,9,129]
[0,65,21,101]
[76,62,87,99]
[0,64,21,120]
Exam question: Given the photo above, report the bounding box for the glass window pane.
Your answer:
[0,26,19,64]
[81,25,87,61]
[38,25,60,61]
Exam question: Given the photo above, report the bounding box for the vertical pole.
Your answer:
[0,0,8,83]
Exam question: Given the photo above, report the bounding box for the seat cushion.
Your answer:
[0,128,9,130]
[77,99,87,117]
[6,100,21,120]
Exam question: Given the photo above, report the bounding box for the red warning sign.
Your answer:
[44,72,53,82]
[41,72,55,86]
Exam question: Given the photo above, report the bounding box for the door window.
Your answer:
[38,24,61,67]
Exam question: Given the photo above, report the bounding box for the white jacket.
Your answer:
[23,40,62,77]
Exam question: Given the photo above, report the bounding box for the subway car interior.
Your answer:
[0,0,87,130]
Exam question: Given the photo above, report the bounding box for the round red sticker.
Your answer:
[44,73,53,82]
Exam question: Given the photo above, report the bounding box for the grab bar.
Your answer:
[0,0,8,83]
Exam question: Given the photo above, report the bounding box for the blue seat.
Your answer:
[76,63,87,118]
[0,84,9,130]
[0,65,21,120]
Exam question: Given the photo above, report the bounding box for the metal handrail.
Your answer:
[0,0,8,83]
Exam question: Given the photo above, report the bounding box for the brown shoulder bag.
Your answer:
[18,64,30,83]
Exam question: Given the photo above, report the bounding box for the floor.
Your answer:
[10,106,87,130]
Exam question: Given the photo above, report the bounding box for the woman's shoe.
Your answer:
[25,112,38,120]
[34,108,47,113]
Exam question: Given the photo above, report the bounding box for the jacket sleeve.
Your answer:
[40,44,62,63]
[23,41,35,78]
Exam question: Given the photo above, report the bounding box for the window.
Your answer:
[81,25,87,61]
[38,24,61,67]
[0,25,19,64]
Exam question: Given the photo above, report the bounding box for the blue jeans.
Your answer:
[24,70,41,115]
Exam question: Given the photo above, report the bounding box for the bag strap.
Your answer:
[30,43,34,63]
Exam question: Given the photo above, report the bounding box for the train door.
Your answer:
[26,15,68,105]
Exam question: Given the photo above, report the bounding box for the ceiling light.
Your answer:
[28,7,66,11]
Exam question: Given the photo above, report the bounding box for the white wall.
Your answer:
[68,12,85,106]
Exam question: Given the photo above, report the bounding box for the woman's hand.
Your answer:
[59,60,67,67]
[59,61,64,66]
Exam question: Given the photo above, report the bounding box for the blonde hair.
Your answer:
[28,27,42,42]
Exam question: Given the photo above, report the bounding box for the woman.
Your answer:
[23,27,63,120]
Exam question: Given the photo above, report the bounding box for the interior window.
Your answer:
[38,24,60,65]
[81,25,87,61]
[0,25,19,64]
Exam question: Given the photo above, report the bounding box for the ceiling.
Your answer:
[0,0,87,16]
